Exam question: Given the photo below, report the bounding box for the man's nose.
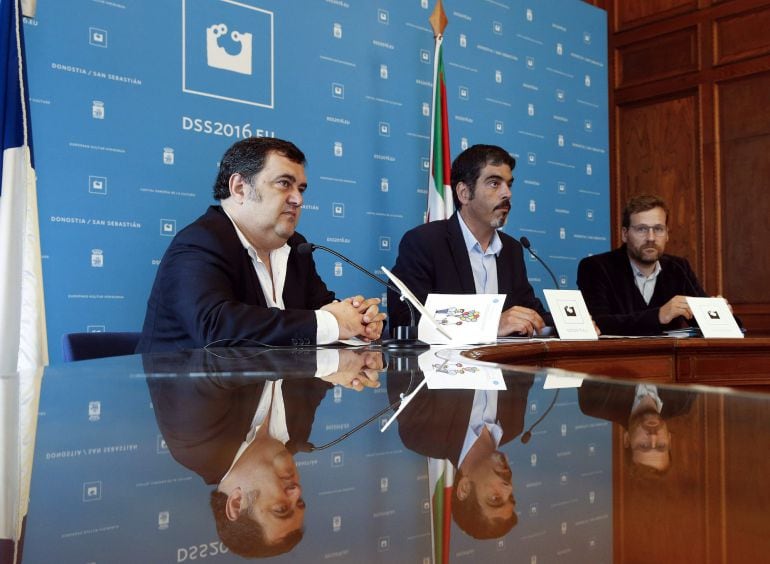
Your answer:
[288,187,303,206]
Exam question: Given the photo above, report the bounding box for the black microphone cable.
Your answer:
[521,388,560,444]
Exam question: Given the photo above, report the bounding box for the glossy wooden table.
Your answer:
[465,337,770,388]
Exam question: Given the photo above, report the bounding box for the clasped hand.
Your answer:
[320,349,384,391]
[322,295,386,341]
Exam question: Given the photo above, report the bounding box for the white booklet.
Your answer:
[543,289,599,340]
[419,293,505,344]
[685,296,743,338]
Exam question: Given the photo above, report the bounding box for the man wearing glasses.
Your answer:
[577,194,719,335]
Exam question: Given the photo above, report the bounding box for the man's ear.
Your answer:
[228,173,249,203]
[456,476,471,501]
[456,182,471,206]
[621,227,629,244]
[225,487,244,521]
[622,431,630,448]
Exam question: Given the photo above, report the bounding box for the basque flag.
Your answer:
[425,0,453,223]
[0,0,47,374]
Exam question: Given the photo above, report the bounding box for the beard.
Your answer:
[627,242,661,264]
[490,203,510,229]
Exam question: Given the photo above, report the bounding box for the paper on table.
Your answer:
[685,297,743,338]
[418,293,504,345]
[543,289,599,340]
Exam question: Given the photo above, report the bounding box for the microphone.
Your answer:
[520,236,560,290]
[521,389,560,444]
[297,242,428,349]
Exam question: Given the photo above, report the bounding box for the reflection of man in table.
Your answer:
[578,380,695,472]
[387,371,533,539]
[146,348,382,557]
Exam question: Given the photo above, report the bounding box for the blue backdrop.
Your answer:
[23,0,609,362]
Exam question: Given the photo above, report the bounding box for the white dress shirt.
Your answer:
[223,207,338,344]
[457,213,503,294]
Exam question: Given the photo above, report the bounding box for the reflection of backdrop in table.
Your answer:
[21,359,614,562]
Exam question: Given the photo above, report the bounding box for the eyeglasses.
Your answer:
[629,224,667,236]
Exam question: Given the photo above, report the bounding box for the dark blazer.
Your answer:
[576,245,706,336]
[137,206,335,352]
[578,380,695,428]
[387,213,549,331]
[386,373,534,465]
[145,349,332,484]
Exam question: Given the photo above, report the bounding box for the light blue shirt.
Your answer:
[458,390,503,466]
[632,383,664,413]
[630,259,662,305]
[457,213,502,294]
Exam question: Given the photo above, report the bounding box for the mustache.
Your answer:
[494,201,511,211]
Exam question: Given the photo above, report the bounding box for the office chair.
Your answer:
[61,331,142,362]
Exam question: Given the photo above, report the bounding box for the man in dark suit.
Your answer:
[137,137,384,352]
[387,144,550,337]
[578,379,695,472]
[146,347,384,557]
[387,371,534,539]
[577,194,734,336]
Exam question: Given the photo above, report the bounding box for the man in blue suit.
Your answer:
[137,138,384,352]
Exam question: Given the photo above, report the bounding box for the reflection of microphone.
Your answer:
[520,236,560,290]
[297,242,428,349]
[521,389,560,444]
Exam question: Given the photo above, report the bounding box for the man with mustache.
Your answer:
[388,144,551,337]
[387,372,534,539]
[577,194,732,335]
[578,379,695,473]
[137,137,385,352]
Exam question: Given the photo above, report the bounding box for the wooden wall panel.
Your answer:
[614,0,696,30]
[714,4,770,65]
[607,0,770,334]
[718,72,770,304]
[616,94,701,273]
[616,27,699,88]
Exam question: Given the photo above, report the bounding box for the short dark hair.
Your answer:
[210,489,303,558]
[622,194,669,228]
[451,469,518,539]
[212,137,306,200]
[450,144,516,209]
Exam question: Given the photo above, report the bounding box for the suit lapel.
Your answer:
[208,206,268,308]
[496,237,514,295]
[614,248,649,310]
[447,214,477,293]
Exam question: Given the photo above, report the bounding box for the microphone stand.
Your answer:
[299,243,429,350]
[520,236,560,290]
